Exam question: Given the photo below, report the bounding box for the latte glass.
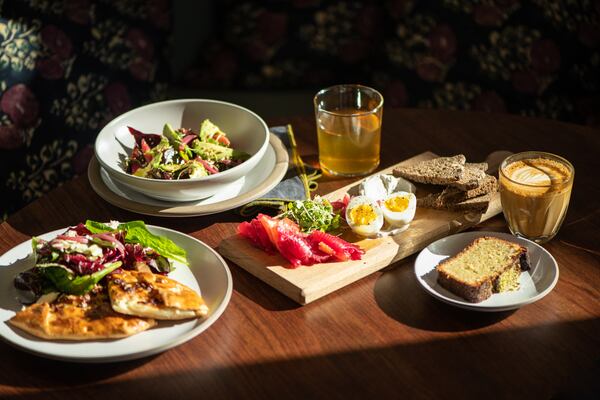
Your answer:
[499,151,574,244]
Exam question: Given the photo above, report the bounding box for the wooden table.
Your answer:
[1,109,598,399]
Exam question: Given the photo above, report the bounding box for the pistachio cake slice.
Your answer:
[436,237,529,303]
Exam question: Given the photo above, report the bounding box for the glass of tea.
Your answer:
[499,151,574,244]
[314,84,383,177]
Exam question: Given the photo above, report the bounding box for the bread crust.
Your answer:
[448,163,488,191]
[393,155,466,185]
[436,237,528,303]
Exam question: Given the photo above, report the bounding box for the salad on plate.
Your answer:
[9,220,208,341]
[126,119,250,180]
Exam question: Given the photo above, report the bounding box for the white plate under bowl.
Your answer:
[0,226,232,363]
[88,133,289,217]
[414,231,559,312]
[95,98,270,201]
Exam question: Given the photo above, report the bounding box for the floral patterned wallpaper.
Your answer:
[185,0,599,125]
[0,0,598,218]
[0,0,169,218]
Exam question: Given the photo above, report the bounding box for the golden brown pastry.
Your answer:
[108,270,208,320]
[9,288,156,340]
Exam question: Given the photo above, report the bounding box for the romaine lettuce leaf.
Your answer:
[37,261,122,295]
[119,221,189,266]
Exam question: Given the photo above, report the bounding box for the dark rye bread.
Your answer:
[436,237,530,303]
[418,192,492,214]
[393,155,466,185]
[447,194,491,214]
[448,162,488,191]
[418,174,498,211]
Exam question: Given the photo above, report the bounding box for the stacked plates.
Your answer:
[89,133,288,217]
[88,99,289,217]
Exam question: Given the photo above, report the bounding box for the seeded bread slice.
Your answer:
[436,237,530,303]
[450,194,492,214]
[418,191,493,214]
[393,155,466,185]
[448,162,488,191]
[418,174,498,209]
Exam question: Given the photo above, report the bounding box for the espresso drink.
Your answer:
[500,152,574,243]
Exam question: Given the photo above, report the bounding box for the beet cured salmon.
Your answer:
[238,214,364,268]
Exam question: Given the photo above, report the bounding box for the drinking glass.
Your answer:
[499,151,574,244]
[314,84,383,177]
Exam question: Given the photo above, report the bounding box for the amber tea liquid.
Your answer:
[317,109,381,176]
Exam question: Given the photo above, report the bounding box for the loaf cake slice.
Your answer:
[393,155,466,185]
[436,237,530,303]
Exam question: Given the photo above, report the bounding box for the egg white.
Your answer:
[381,191,416,227]
[345,196,384,237]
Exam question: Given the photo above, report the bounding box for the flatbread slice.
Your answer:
[108,270,208,320]
[9,288,156,340]
[393,155,466,185]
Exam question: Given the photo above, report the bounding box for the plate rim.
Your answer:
[413,231,559,312]
[0,225,233,363]
[88,133,289,217]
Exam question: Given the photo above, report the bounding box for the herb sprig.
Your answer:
[278,197,341,233]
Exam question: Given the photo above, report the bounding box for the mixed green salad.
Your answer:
[14,220,188,302]
[126,119,250,180]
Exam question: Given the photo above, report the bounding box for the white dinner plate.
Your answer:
[0,226,232,362]
[88,133,289,217]
[414,231,559,312]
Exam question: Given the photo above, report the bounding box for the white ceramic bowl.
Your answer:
[95,99,270,201]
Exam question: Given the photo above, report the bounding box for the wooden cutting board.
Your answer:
[218,152,504,305]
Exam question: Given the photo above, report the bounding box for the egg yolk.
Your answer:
[385,196,409,212]
[349,204,377,225]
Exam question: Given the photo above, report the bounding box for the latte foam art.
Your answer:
[506,164,552,186]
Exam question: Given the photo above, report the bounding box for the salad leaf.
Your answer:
[279,197,341,233]
[186,161,209,178]
[155,255,172,273]
[118,221,189,266]
[163,123,193,161]
[131,137,171,177]
[85,220,189,265]
[191,141,234,161]
[163,123,182,147]
[37,261,122,295]
[85,220,115,233]
[31,236,39,262]
[199,119,222,142]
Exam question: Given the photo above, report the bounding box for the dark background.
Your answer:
[0,0,598,217]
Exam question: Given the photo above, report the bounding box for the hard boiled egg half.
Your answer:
[381,191,416,227]
[345,196,383,237]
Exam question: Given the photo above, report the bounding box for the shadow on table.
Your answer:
[0,343,158,387]
[1,319,598,400]
[374,260,514,332]
[230,265,300,312]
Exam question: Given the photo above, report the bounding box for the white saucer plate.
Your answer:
[0,226,232,362]
[414,231,559,312]
[88,133,289,217]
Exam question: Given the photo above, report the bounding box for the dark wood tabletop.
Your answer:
[1,109,599,400]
